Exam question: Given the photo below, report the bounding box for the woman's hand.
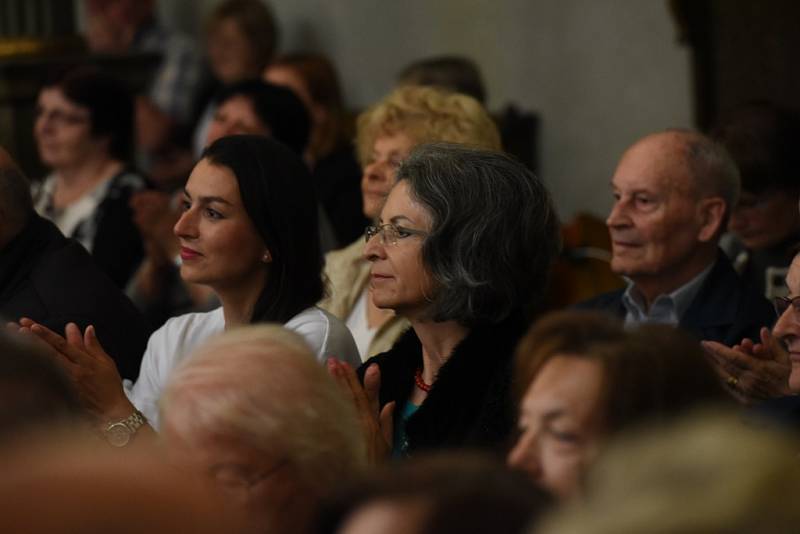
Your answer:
[327,358,394,464]
[14,318,135,422]
[702,327,792,404]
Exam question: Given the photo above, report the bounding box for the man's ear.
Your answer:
[697,197,726,242]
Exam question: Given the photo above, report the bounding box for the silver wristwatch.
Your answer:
[104,409,146,447]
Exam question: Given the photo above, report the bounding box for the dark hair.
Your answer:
[41,65,134,161]
[313,453,554,534]
[201,135,323,323]
[0,330,84,441]
[0,153,33,235]
[269,52,351,156]
[214,79,311,156]
[515,310,729,434]
[397,143,560,326]
[397,55,487,104]
[207,0,278,70]
[713,101,800,195]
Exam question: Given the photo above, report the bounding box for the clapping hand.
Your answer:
[327,358,395,464]
[702,327,792,404]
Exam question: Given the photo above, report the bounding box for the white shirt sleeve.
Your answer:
[286,307,361,368]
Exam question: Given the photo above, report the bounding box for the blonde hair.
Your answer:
[160,325,366,495]
[355,85,501,167]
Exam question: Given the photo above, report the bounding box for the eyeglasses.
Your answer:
[34,106,90,127]
[773,295,800,316]
[365,223,428,246]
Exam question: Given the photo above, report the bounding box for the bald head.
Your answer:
[0,147,33,246]
[625,130,740,211]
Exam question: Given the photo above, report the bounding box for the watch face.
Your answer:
[106,422,132,447]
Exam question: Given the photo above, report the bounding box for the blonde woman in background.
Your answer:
[320,86,501,361]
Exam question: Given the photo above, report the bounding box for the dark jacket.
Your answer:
[577,251,775,345]
[359,316,525,455]
[0,215,151,380]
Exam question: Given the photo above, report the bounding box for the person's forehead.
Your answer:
[613,138,694,194]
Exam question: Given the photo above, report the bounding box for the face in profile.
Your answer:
[364,180,434,319]
[173,158,268,295]
[34,88,98,169]
[606,134,708,283]
[205,95,270,148]
[729,189,800,251]
[360,132,416,220]
[507,355,606,499]
[772,255,800,392]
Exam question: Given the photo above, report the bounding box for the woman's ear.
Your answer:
[697,197,726,243]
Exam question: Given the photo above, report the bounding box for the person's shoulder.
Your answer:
[152,308,224,348]
[285,306,360,366]
[574,288,626,311]
[325,238,365,270]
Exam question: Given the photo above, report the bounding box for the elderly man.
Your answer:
[160,325,366,534]
[0,148,149,379]
[579,129,774,346]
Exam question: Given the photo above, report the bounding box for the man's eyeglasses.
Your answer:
[365,223,428,246]
[773,295,800,316]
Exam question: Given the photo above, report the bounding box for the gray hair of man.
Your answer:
[159,325,366,496]
[0,148,33,245]
[668,129,741,230]
[396,142,561,327]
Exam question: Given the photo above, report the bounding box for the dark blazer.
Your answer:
[359,316,525,456]
[577,251,776,346]
[0,215,151,380]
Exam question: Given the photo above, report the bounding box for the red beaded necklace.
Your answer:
[414,368,433,392]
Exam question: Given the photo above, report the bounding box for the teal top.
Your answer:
[392,401,420,458]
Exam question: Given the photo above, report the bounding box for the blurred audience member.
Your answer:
[83,0,204,156]
[1,147,149,380]
[194,0,279,156]
[266,52,366,245]
[329,144,559,462]
[714,101,800,299]
[0,435,239,533]
[129,80,314,326]
[314,453,553,534]
[536,411,800,534]
[397,55,487,104]
[508,311,727,499]
[32,65,147,288]
[320,86,502,360]
[0,329,84,442]
[161,325,365,534]
[578,129,774,346]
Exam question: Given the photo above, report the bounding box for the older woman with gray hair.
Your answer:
[328,143,560,461]
[161,324,366,534]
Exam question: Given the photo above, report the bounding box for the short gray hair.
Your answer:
[0,150,33,237]
[397,143,561,326]
[160,325,366,495]
[669,129,741,212]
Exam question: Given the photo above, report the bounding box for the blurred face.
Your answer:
[771,255,800,392]
[205,95,270,148]
[339,499,429,534]
[607,135,709,286]
[729,189,800,250]
[507,355,606,499]
[207,18,260,84]
[162,422,303,534]
[364,181,434,319]
[361,132,416,219]
[34,88,103,169]
[174,158,268,295]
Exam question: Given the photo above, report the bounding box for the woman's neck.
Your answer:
[216,274,267,329]
[410,318,470,384]
[53,155,122,208]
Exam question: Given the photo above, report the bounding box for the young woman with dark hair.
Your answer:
[19,135,360,437]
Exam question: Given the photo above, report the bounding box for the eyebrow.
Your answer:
[182,190,233,206]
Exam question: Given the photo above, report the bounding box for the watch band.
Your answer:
[104,409,146,447]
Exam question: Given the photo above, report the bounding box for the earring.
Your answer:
[262,251,272,263]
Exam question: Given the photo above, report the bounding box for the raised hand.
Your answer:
[17,319,135,421]
[702,327,792,404]
[327,358,394,464]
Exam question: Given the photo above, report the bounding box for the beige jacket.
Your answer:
[319,237,410,361]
